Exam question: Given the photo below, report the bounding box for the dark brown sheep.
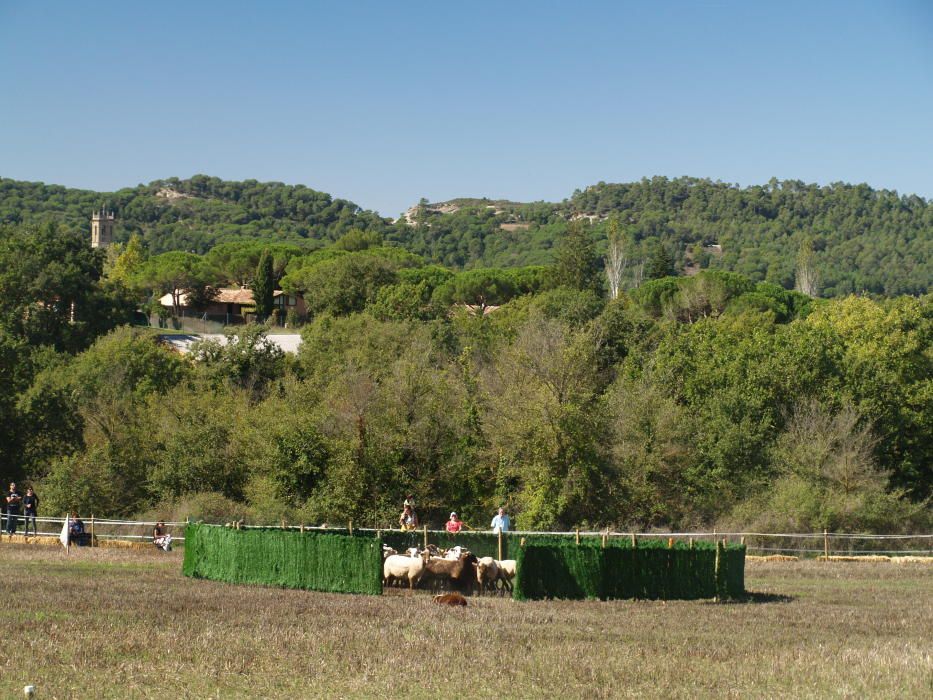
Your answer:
[423,552,479,594]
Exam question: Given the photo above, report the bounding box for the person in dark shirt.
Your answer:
[22,487,38,538]
[5,483,22,535]
[152,521,172,551]
[69,514,86,545]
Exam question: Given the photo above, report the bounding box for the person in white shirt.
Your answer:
[490,507,510,533]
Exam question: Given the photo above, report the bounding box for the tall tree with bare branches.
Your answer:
[603,217,627,300]
[795,238,820,297]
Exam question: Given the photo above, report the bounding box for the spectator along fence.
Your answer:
[0,514,187,548]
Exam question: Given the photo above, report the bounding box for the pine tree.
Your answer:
[554,221,603,294]
[252,248,275,322]
[647,243,675,280]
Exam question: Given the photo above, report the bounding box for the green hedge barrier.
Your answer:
[513,539,745,601]
[183,524,383,595]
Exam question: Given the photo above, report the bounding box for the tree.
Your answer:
[732,400,927,533]
[434,269,517,312]
[483,316,610,528]
[134,251,216,317]
[646,243,675,280]
[192,324,286,398]
[281,251,403,317]
[0,222,133,352]
[795,238,820,297]
[107,234,146,285]
[333,228,383,251]
[603,217,628,299]
[554,221,602,294]
[251,249,275,322]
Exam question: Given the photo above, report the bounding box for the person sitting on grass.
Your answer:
[445,512,463,534]
[153,521,172,551]
[399,504,418,531]
[69,513,86,545]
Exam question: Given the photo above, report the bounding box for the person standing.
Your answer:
[445,512,463,534]
[398,504,418,531]
[5,483,22,535]
[490,507,510,533]
[22,487,38,538]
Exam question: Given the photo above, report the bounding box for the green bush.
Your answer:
[183,524,382,595]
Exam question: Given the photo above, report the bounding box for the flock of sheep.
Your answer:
[382,544,516,595]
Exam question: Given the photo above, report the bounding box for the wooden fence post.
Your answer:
[631,532,637,547]
[90,515,95,548]
[575,528,580,545]
[823,529,829,559]
[714,540,723,601]
[423,525,428,550]
[498,529,503,561]
[348,520,353,536]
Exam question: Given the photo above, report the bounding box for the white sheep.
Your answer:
[383,552,428,590]
[496,559,516,592]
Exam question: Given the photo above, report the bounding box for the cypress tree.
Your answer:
[252,248,275,322]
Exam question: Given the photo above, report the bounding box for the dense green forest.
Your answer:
[0,218,929,532]
[2,174,931,298]
[0,175,390,254]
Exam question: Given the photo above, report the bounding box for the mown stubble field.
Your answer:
[0,544,930,699]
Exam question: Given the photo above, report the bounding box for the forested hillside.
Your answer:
[0,175,391,254]
[0,219,929,532]
[406,178,933,296]
[1,174,931,298]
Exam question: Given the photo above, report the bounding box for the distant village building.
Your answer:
[158,286,305,323]
[91,208,115,248]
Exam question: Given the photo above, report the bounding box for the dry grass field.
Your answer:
[0,544,930,699]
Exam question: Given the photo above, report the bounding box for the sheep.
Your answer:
[444,545,465,560]
[496,559,516,592]
[423,551,478,594]
[476,557,500,595]
[382,545,398,560]
[383,551,429,590]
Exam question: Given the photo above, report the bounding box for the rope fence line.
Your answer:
[0,516,930,554]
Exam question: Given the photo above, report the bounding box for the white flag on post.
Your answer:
[60,514,70,548]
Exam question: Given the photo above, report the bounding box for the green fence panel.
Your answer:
[513,539,745,601]
[183,524,382,595]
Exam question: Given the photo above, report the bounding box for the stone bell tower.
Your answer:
[91,207,115,248]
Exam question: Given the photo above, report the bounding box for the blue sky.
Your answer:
[2,1,932,216]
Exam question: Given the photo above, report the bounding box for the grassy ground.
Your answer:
[0,545,930,699]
